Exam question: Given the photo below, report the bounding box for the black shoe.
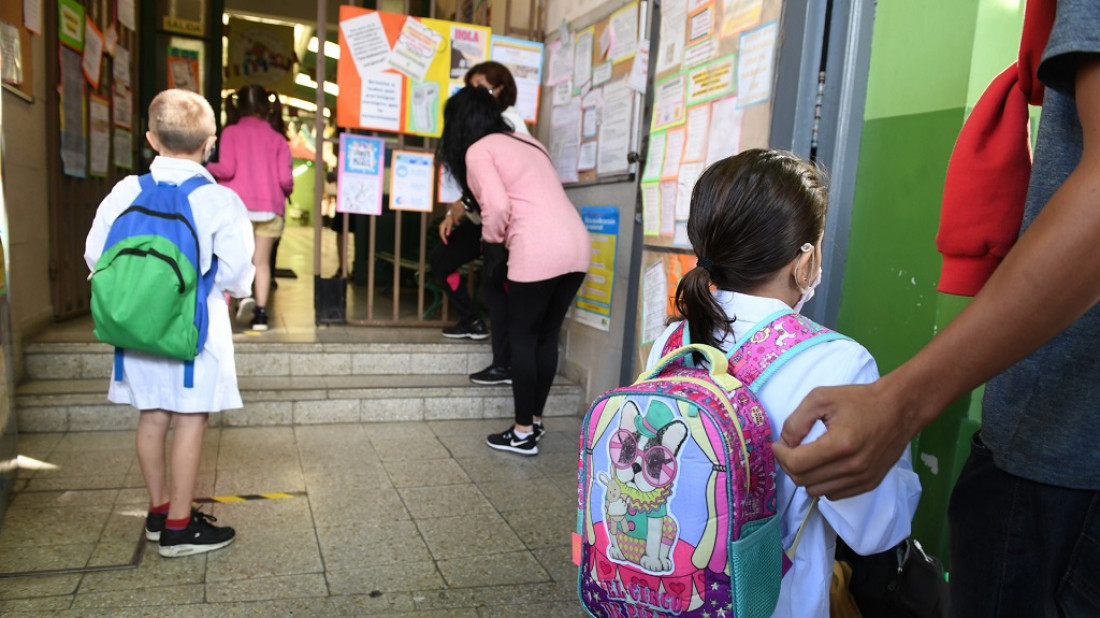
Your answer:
[470,365,511,385]
[145,507,202,542]
[486,428,538,456]
[532,423,545,443]
[251,307,269,332]
[158,510,236,558]
[442,319,489,340]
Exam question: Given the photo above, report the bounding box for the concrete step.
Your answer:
[16,374,584,432]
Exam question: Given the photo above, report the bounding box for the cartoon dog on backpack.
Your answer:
[604,399,687,573]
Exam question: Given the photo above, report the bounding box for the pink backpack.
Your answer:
[576,311,843,618]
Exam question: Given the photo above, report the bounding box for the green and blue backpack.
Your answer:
[90,174,218,388]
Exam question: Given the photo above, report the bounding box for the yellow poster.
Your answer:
[224,18,298,95]
[402,19,490,137]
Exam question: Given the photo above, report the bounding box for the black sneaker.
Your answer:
[486,428,538,456]
[532,423,545,443]
[442,318,489,340]
[158,510,236,558]
[251,307,269,332]
[146,507,203,542]
[470,365,511,385]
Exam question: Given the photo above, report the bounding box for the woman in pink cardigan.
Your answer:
[440,86,591,456]
[206,84,293,331]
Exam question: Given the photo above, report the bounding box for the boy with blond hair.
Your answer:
[85,89,255,557]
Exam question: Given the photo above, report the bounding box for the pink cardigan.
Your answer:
[206,117,294,215]
[466,132,590,283]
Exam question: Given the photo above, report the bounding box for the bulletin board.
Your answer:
[335,5,491,138]
[542,0,644,185]
[0,0,35,100]
[633,0,786,371]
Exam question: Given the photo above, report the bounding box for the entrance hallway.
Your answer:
[0,420,587,616]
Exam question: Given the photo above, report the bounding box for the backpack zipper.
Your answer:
[97,247,186,293]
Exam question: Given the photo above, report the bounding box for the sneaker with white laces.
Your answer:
[158,510,236,557]
[486,428,538,456]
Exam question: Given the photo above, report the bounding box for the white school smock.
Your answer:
[501,105,530,136]
[647,291,921,618]
[84,157,256,413]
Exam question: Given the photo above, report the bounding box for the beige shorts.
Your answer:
[252,215,285,239]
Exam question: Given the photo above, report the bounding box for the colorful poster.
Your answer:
[490,35,544,124]
[576,206,619,331]
[721,0,764,37]
[88,94,110,177]
[390,17,443,81]
[167,47,199,92]
[651,73,686,131]
[58,0,83,51]
[685,54,736,106]
[82,17,103,88]
[389,150,435,212]
[338,134,386,216]
[224,18,298,95]
[449,24,486,79]
[737,22,779,108]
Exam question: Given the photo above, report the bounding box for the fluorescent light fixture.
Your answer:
[294,73,339,96]
[283,96,331,118]
[308,37,341,60]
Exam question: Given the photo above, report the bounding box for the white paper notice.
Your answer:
[661,128,686,179]
[682,104,710,162]
[113,129,132,169]
[642,182,661,235]
[673,221,691,247]
[553,80,572,106]
[676,161,704,220]
[578,141,597,171]
[737,22,779,107]
[82,19,104,88]
[117,0,135,31]
[642,260,669,345]
[652,75,686,130]
[629,39,650,93]
[23,0,43,34]
[582,108,598,138]
[546,39,573,86]
[608,2,639,63]
[491,36,545,124]
[390,151,436,212]
[592,61,613,87]
[550,97,581,183]
[389,18,443,81]
[113,46,130,88]
[342,12,392,77]
[89,96,110,177]
[596,80,633,176]
[112,87,132,129]
[660,181,677,236]
[683,38,718,69]
[656,0,687,73]
[360,72,403,131]
[642,132,666,182]
[705,96,743,166]
[582,86,603,109]
[573,29,593,92]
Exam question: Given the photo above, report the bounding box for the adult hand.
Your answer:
[772,378,923,500]
[438,202,465,243]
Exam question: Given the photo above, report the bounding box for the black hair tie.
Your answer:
[697,257,717,277]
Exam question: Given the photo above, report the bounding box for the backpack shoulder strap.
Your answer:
[659,321,688,358]
[178,175,212,197]
[138,173,156,192]
[729,310,851,391]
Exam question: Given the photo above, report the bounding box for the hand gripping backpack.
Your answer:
[577,310,844,618]
[90,174,218,388]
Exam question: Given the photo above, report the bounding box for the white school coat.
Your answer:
[84,157,256,413]
[647,291,921,618]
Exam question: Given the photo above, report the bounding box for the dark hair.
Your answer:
[464,61,518,110]
[438,86,513,196]
[675,149,828,350]
[225,84,287,139]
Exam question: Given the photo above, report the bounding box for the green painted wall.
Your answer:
[837,0,1025,566]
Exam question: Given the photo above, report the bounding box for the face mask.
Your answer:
[202,141,216,165]
[794,267,822,313]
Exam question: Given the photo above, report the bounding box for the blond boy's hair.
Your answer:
[148,89,216,154]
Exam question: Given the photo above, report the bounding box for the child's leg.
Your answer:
[136,409,172,508]
[253,235,275,310]
[166,412,209,522]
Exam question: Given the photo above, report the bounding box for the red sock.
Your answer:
[150,502,170,515]
[166,516,190,531]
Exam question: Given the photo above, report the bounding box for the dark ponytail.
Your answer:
[225,84,287,139]
[675,149,828,351]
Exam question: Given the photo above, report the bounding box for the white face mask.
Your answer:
[794,267,822,313]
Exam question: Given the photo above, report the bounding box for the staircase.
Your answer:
[16,330,585,432]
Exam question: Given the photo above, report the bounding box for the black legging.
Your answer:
[428,221,510,367]
[507,272,586,426]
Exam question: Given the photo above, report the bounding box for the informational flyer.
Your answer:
[113,45,130,89]
[390,18,443,81]
[607,2,639,63]
[572,28,594,93]
[737,22,778,107]
[113,128,132,169]
[655,0,686,73]
[389,150,435,212]
[578,141,597,171]
[660,181,677,236]
[641,182,661,236]
[167,47,199,92]
[341,11,391,77]
[661,127,686,179]
[360,71,403,131]
[705,96,743,166]
[722,0,764,37]
[682,104,710,162]
[0,23,22,86]
[24,0,43,35]
[449,24,487,79]
[686,54,736,106]
[117,0,135,31]
[596,79,633,176]
[490,35,544,124]
[88,94,110,176]
[58,0,83,51]
[652,74,686,131]
[591,61,613,87]
[575,206,619,331]
[642,259,668,344]
[112,87,132,129]
[82,16,104,88]
[337,134,386,216]
[59,46,86,178]
[676,161,705,220]
[642,131,666,182]
[550,96,581,183]
[545,38,572,86]
[628,38,650,93]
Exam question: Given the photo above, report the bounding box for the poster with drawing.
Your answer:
[337,134,386,216]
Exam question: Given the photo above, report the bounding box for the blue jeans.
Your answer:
[948,432,1100,617]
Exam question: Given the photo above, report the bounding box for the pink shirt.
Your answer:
[466,132,591,282]
[206,117,293,216]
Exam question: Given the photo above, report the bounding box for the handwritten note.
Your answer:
[341,12,391,77]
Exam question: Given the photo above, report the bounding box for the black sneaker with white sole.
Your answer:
[158,510,236,558]
[145,507,203,542]
[486,428,539,456]
[442,318,489,340]
[470,365,511,385]
[532,424,545,443]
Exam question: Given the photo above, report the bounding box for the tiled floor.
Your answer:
[0,420,588,616]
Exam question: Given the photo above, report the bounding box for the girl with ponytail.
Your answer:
[646,149,921,617]
[207,84,293,331]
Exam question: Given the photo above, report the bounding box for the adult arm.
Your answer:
[774,55,1100,499]
[465,142,511,244]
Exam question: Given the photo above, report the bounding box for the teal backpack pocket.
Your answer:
[729,514,783,618]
